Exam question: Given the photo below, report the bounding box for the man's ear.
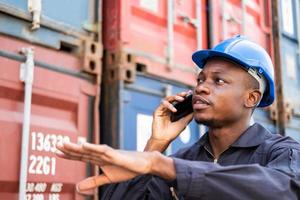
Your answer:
[245,90,261,108]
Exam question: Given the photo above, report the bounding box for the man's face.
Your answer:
[193,58,251,127]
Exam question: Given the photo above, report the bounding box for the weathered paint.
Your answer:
[0,0,97,49]
[278,0,300,141]
[209,0,272,54]
[0,35,97,200]
[103,0,208,86]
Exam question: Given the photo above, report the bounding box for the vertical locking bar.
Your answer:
[28,0,42,30]
[18,47,35,200]
[195,0,202,50]
[221,0,227,39]
[167,0,174,68]
[241,0,247,34]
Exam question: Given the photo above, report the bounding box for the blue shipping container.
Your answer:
[278,0,300,142]
[0,0,97,49]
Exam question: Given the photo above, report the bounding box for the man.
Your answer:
[56,35,300,199]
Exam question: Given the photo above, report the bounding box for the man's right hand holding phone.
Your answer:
[144,91,194,152]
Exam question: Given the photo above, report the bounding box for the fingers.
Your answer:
[179,112,194,124]
[76,175,111,192]
[82,144,151,174]
[101,165,137,182]
[158,90,193,113]
[161,99,177,112]
[56,142,161,178]
[56,142,111,166]
[82,143,112,155]
[56,142,84,158]
[76,165,139,193]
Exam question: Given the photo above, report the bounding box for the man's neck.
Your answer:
[208,120,250,159]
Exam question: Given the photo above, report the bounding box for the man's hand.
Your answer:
[75,165,137,192]
[56,142,176,192]
[145,91,193,152]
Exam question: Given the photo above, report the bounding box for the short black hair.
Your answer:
[245,74,259,91]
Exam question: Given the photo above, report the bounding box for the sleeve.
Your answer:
[173,147,300,200]
[100,175,173,200]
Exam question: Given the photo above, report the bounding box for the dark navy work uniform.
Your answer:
[101,123,300,200]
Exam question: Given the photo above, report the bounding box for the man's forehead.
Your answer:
[199,57,246,74]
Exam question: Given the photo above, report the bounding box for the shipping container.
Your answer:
[208,0,272,52]
[0,34,100,199]
[0,0,102,199]
[0,0,98,49]
[277,0,300,141]
[101,73,205,154]
[102,0,208,86]
[0,0,102,78]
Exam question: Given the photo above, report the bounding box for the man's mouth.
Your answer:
[193,96,211,109]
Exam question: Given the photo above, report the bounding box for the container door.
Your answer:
[279,0,300,141]
[209,0,272,50]
[103,0,207,86]
[0,34,98,200]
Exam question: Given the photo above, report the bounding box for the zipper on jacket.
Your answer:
[170,187,180,200]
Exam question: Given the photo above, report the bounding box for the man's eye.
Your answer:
[216,78,225,84]
[197,78,204,83]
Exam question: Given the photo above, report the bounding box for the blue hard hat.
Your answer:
[192,35,275,107]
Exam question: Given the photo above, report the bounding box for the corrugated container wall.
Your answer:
[103,0,207,85]
[101,0,208,152]
[277,0,300,142]
[0,0,101,199]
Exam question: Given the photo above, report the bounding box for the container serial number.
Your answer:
[28,155,56,176]
[31,132,70,153]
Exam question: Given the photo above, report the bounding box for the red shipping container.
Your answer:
[103,0,208,86]
[0,35,98,200]
[209,0,272,56]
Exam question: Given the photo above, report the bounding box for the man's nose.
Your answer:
[194,82,211,95]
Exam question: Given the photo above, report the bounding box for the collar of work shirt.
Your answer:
[197,123,271,163]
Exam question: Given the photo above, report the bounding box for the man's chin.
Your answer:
[195,117,213,126]
[195,117,222,128]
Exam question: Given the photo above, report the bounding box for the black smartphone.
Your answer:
[170,94,193,122]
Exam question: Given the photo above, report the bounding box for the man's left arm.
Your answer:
[170,146,300,200]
